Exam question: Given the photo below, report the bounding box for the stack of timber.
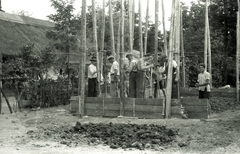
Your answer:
[70,97,182,119]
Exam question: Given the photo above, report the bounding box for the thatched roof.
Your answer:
[0,11,54,55]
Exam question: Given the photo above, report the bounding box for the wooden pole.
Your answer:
[116,13,121,62]
[176,1,181,98]
[237,0,240,102]
[204,0,208,69]
[154,0,160,98]
[132,0,135,46]
[154,0,159,64]
[139,0,143,57]
[120,0,125,116]
[165,0,177,118]
[92,0,101,97]
[100,0,106,67]
[180,6,186,88]
[109,0,116,57]
[144,0,149,55]
[0,53,2,114]
[122,0,125,54]
[161,0,167,56]
[80,0,87,116]
[128,0,133,53]
[101,0,106,115]
[207,13,212,83]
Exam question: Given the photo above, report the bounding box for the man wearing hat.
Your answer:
[126,53,138,98]
[88,57,99,97]
[107,55,120,97]
[136,54,154,98]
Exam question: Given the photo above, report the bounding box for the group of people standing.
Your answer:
[87,52,180,99]
[87,52,211,100]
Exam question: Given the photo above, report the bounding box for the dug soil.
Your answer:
[1,103,240,154]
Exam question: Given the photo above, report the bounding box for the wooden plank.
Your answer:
[184,106,208,112]
[85,103,102,110]
[124,110,134,117]
[85,109,103,116]
[104,110,119,117]
[135,112,163,119]
[135,105,162,112]
[123,104,133,110]
[187,112,208,119]
[104,98,120,104]
[104,104,120,110]
[181,98,208,106]
[135,98,163,105]
[85,97,103,103]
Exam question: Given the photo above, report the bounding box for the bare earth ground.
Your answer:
[1,104,240,154]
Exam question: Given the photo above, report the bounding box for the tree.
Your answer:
[182,0,238,87]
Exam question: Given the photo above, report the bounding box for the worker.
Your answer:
[162,55,179,99]
[87,57,99,97]
[107,55,120,97]
[153,60,166,99]
[126,53,138,98]
[136,54,154,98]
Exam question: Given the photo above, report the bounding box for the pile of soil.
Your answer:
[210,97,238,113]
[72,122,178,150]
[26,122,178,150]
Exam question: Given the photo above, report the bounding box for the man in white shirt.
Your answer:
[88,57,98,97]
[196,63,211,99]
[107,55,120,97]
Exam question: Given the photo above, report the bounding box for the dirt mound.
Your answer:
[25,122,178,150]
[72,122,178,150]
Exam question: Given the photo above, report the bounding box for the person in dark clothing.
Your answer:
[126,53,138,98]
[87,57,98,97]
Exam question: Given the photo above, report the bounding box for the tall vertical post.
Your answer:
[154,0,159,64]
[132,0,135,46]
[109,0,115,57]
[237,0,240,102]
[144,0,149,55]
[128,0,133,53]
[207,14,212,84]
[80,0,87,116]
[161,0,167,56]
[175,1,181,98]
[166,0,177,118]
[0,53,2,114]
[139,0,143,57]
[0,0,2,11]
[92,0,101,97]
[119,0,125,116]
[116,13,121,62]
[101,0,106,114]
[204,0,209,69]
[180,6,186,87]
[100,0,106,65]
